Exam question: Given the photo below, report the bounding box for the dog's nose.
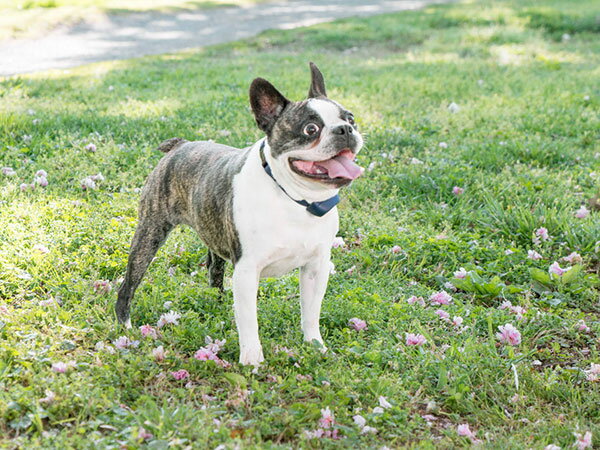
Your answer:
[332,124,353,135]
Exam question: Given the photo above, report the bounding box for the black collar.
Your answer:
[259,140,340,217]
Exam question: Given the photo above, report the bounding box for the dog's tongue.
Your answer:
[317,155,363,180]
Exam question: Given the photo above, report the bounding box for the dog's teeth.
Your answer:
[316,168,325,174]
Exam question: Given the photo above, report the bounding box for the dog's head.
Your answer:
[249,63,363,190]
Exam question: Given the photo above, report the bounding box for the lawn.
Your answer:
[1,0,599,447]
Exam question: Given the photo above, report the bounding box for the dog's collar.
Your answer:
[259,139,340,217]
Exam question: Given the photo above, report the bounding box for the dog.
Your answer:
[116,63,364,366]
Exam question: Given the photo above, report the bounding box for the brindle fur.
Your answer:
[116,140,249,324]
[157,137,187,153]
[206,250,226,290]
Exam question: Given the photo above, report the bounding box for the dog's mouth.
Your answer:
[289,149,363,186]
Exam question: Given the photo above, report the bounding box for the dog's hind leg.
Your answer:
[207,251,226,291]
[116,217,173,327]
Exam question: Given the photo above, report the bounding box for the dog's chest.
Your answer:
[257,216,333,277]
[232,151,338,277]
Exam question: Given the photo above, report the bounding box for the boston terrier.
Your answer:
[116,63,364,366]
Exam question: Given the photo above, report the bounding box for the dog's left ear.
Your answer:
[249,78,290,134]
[308,62,327,98]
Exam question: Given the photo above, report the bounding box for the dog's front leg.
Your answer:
[299,255,331,348]
[232,262,264,366]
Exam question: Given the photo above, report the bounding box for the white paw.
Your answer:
[239,346,264,367]
[305,336,328,353]
[124,319,132,329]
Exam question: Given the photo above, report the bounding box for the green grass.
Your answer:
[1,0,600,447]
[0,0,272,39]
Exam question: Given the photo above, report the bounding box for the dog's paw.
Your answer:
[305,337,328,353]
[239,346,264,367]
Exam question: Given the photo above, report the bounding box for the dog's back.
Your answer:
[157,137,187,153]
[140,139,251,262]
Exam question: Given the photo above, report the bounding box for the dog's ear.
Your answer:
[307,62,327,98]
[249,78,290,133]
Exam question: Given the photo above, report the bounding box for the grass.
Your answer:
[1,0,599,447]
[0,0,272,40]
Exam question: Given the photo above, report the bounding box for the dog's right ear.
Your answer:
[249,78,290,134]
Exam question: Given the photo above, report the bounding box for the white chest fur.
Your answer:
[232,146,338,277]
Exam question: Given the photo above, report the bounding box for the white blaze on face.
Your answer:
[307,98,346,129]
[305,98,363,154]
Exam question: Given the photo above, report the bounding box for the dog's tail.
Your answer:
[158,138,187,153]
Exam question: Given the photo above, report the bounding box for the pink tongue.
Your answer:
[317,155,363,180]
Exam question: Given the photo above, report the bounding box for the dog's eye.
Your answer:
[303,123,320,136]
[346,115,356,126]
